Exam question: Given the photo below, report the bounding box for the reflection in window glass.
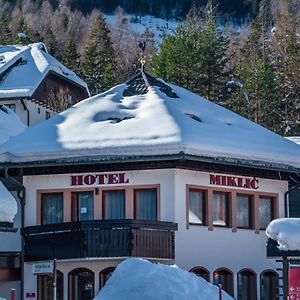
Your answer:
[237,195,252,228]
[238,270,257,300]
[189,190,205,225]
[42,193,63,224]
[38,271,63,300]
[261,271,278,300]
[72,192,94,221]
[69,269,94,300]
[214,269,234,296]
[213,192,229,226]
[259,197,273,229]
[190,267,210,282]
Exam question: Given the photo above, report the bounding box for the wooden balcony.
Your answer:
[22,220,177,262]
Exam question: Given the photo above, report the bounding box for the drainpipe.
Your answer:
[20,99,30,126]
[284,183,300,217]
[4,168,26,300]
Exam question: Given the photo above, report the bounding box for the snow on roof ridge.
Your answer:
[0,42,89,98]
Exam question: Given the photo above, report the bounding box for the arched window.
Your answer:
[189,266,210,282]
[260,270,278,300]
[238,269,257,300]
[213,268,234,296]
[68,268,94,300]
[99,267,116,290]
[37,270,63,300]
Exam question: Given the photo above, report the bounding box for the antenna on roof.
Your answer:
[138,41,146,72]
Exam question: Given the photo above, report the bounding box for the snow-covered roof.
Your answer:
[0,181,17,223]
[266,218,300,251]
[1,72,300,171]
[0,43,88,98]
[286,137,300,145]
[0,106,26,145]
[95,258,232,300]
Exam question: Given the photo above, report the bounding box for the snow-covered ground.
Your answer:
[266,218,300,251]
[105,14,178,43]
[95,258,233,300]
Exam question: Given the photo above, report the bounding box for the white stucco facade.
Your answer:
[20,168,287,299]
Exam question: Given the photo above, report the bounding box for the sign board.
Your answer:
[33,261,54,275]
[289,267,300,299]
[209,174,259,190]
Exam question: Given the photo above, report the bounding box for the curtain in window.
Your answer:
[261,271,278,300]
[237,195,251,228]
[259,197,272,229]
[238,271,257,300]
[42,193,63,224]
[104,190,125,219]
[135,189,157,221]
[77,192,94,221]
[213,192,228,226]
[189,190,204,224]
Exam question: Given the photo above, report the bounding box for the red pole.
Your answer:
[11,288,16,300]
[218,284,222,300]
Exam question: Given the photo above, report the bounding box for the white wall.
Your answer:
[0,99,54,126]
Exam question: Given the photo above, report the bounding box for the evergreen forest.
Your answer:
[0,0,300,136]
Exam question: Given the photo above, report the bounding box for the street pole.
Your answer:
[218,284,222,300]
[53,259,57,300]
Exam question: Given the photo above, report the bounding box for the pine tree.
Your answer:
[0,12,13,45]
[62,39,80,73]
[80,10,116,95]
[152,4,228,103]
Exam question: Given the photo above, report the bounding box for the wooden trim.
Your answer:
[185,184,279,234]
[63,191,71,222]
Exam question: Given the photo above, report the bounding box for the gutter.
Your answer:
[20,99,30,126]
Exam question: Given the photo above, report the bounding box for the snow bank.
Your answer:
[2,81,300,171]
[0,181,17,223]
[0,106,26,145]
[0,43,88,98]
[95,258,233,300]
[266,218,300,251]
[286,136,300,145]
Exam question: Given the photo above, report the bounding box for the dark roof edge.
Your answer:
[1,153,300,175]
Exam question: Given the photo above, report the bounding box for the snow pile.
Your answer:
[0,43,88,98]
[0,181,17,223]
[266,218,300,251]
[286,136,300,145]
[0,106,26,145]
[95,258,232,300]
[1,80,300,170]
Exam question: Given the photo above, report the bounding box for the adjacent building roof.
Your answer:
[0,71,300,172]
[0,181,17,223]
[0,42,88,99]
[0,106,26,145]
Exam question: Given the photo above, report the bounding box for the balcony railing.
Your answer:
[22,220,177,261]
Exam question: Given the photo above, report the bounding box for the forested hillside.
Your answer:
[0,0,299,136]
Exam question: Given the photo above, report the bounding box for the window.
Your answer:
[237,194,253,229]
[189,189,206,225]
[99,267,116,290]
[238,269,257,300]
[72,192,94,221]
[41,193,63,225]
[103,190,125,219]
[213,192,229,226]
[260,270,278,300]
[46,111,50,119]
[4,103,16,112]
[68,268,94,300]
[134,188,157,221]
[214,268,234,296]
[259,196,274,229]
[190,267,210,282]
[38,270,63,300]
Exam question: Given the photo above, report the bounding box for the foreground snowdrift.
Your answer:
[266,218,300,251]
[95,258,233,300]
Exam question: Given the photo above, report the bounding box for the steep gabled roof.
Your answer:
[0,43,88,99]
[0,75,300,172]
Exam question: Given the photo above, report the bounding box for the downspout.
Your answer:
[20,99,30,126]
[284,183,300,217]
[4,168,26,300]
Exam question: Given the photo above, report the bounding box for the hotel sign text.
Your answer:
[209,174,259,189]
[71,173,129,186]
